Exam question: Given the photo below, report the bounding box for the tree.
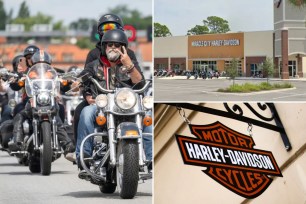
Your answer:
[69,18,96,31]
[186,16,230,35]
[76,37,95,49]
[259,57,274,83]
[225,58,239,85]
[203,16,230,34]
[17,1,30,18]
[187,25,209,35]
[288,0,306,6]
[6,8,13,24]
[154,22,172,37]
[12,12,63,31]
[0,0,6,30]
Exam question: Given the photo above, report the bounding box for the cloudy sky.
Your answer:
[154,0,274,36]
[3,0,152,25]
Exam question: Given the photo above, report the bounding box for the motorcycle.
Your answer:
[77,77,152,199]
[0,69,19,150]
[8,63,65,175]
[59,68,83,141]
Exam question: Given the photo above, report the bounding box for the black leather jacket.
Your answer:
[79,58,145,98]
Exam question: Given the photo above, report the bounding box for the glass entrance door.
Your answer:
[288,60,296,77]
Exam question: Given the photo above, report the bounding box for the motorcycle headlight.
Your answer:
[37,92,51,105]
[115,88,137,110]
[96,94,108,108]
[142,96,153,110]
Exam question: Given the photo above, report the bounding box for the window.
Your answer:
[225,60,242,76]
[193,61,217,72]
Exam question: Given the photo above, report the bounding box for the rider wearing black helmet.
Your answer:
[73,14,142,149]
[73,29,144,172]
[85,13,139,69]
[12,55,24,73]
[31,50,52,65]
[23,45,39,68]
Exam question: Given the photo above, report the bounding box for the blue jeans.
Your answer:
[0,105,13,124]
[76,105,153,162]
[76,105,97,160]
[143,124,152,161]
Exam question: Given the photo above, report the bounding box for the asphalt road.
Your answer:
[154,77,306,101]
[0,151,152,204]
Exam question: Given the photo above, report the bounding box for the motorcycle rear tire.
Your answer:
[40,121,52,176]
[99,183,117,194]
[116,140,139,199]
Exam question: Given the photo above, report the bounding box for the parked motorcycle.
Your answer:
[78,77,152,199]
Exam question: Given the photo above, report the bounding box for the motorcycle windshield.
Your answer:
[25,63,59,97]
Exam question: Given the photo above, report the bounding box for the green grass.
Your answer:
[218,82,293,93]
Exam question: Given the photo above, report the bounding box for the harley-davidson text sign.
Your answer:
[176,121,282,199]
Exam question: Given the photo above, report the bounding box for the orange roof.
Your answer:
[0,42,151,70]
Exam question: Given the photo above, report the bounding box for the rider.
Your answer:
[73,13,140,145]
[9,50,75,159]
[74,29,145,173]
[0,55,24,124]
[11,45,39,116]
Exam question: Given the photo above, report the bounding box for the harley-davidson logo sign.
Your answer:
[176,121,283,199]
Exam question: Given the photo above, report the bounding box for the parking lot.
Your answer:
[154,77,306,101]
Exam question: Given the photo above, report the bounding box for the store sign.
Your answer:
[191,39,240,47]
[176,121,282,199]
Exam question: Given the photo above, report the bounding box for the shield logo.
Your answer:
[176,121,282,199]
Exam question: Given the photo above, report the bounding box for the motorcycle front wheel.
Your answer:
[40,121,52,176]
[116,140,139,199]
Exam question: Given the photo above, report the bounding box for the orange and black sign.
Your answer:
[176,121,282,199]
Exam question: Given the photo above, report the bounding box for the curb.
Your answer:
[202,87,297,96]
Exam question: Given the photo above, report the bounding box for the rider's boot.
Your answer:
[8,113,24,152]
[57,124,75,162]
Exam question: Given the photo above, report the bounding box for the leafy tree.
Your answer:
[0,0,6,30]
[53,20,64,31]
[259,57,274,83]
[154,22,172,37]
[187,25,209,35]
[6,8,13,24]
[225,58,239,85]
[69,18,96,31]
[203,16,230,34]
[12,12,63,31]
[108,5,152,30]
[288,0,306,6]
[187,16,230,35]
[76,37,95,49]
[17,1,30,18]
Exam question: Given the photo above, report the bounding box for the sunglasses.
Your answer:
[106,42,122,48]
[99,23,121,32]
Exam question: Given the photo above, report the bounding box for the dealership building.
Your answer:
[154,1,306,79]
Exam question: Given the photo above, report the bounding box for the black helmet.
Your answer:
[101,29,128,46]
[12,55,23,72]
[31,50,52,65]
[23,45,39,58]
[97,14,124,36]
[101,29,128,56]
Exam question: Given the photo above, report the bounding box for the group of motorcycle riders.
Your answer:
[0,13,152,180]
